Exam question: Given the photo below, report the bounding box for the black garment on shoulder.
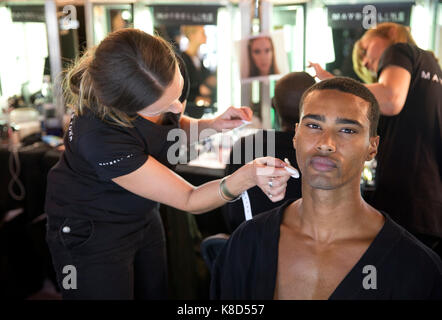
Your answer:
[45,111,181,223]
[211,201,442,300]
[371,43,442,237]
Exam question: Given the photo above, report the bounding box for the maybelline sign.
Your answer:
[327,2,414,28]
[152,5,221,25]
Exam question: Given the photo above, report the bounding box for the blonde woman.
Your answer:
[309,22,442,257]
[45,28,293,299]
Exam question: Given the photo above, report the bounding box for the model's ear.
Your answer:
[366,135,379,161]
[293,123,299,148]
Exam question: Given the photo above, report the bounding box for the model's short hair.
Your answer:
[299,77,380,137]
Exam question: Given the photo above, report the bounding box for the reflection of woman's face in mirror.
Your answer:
[250,37,273,76]
[192,26,207,46]
[184,25,207,47]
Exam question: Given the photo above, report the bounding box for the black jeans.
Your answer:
[46,207,168,299]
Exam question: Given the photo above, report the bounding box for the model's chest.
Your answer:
[273,234,371,300]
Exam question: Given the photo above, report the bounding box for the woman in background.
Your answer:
[180,25,216,113]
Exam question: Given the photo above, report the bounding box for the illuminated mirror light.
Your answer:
[121,10,131,21]
[410,4,431,50]
[134,5,153,35]
[0,6,48,108]
[305,7,335,76]
[217,7,234,115]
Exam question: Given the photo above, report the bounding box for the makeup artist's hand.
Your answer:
[210,106,253,131]
[308,61,334,80]
[249,157,292,202]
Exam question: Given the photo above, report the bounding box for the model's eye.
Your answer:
[306,123,321,130]
[340,128,357,134]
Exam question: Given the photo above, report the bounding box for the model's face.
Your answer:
[294,89,379,190]
[138,64,184,117]
[359,35,391,73]
[250,37,273,76]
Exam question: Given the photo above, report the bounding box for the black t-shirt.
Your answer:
[45,110,181,223]
[372,43,442,237]
[211,201,442,300]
